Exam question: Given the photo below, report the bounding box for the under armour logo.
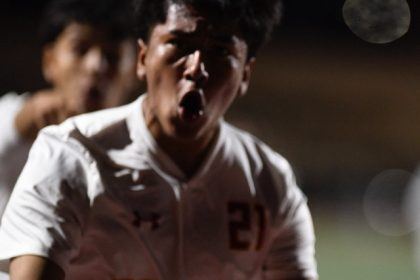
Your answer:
[132,210,161,230]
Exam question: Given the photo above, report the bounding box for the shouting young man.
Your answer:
[0,0,318,279]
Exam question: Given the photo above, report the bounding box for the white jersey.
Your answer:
[0,94,317,280]
[0,93,32,220]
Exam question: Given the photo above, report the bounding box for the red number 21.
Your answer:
[227,202,266,251]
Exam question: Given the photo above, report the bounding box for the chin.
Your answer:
[85,100,105,112]
[171,130,202,142]
[171,123,216,144]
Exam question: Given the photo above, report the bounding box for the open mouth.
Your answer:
[84,86,104,108]
[177,90,205,122]
[87,86,103,100]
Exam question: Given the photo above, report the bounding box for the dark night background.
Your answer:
[1,0,420,278]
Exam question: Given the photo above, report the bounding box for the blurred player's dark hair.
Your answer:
[39,0,135,47]
[133,0,282,59]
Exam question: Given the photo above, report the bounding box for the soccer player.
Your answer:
[0,0,137,220]
[0,0,318,279]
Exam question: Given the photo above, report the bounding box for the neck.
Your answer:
[142,95,219,178]
[156,129,218,178]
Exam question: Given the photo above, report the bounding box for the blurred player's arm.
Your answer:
[15,91,71,140]
[10,255,64,280]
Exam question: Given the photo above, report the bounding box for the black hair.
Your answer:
[133,0,282,59]
[39,0,135,47]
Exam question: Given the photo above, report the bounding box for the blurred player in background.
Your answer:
[0,0,138,220]
[0,0,318,279]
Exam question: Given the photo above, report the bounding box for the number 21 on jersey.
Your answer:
[227,201,266,251]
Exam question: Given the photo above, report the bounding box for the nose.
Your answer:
[84,47,108,76]
[183,50,209,86]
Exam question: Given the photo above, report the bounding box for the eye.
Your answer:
[166,37,197,57]
[167,38,186,49]
[73,42,90,56]
[101,45,121,65]
[104,50,119,65]
[212,46,231,56]
[207,44,234,58]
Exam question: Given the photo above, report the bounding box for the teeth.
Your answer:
[178,91,204,121]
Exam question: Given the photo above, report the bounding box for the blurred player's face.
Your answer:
[137,3,253,144]
[42,23,137,114]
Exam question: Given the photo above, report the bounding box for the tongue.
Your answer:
[178,91,204,122]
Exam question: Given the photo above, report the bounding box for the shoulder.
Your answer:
[0,92,29,112]
[38,98,141,155]
[0,92,31,150]
[0,91,29,103]
[46,99,137,139]
[222,122,304,212]
[222,122,293,176]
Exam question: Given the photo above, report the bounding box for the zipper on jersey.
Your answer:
[176,182,187,279]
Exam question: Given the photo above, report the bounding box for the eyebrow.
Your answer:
[168,30,235,44]
[211,34,235,44]
[168,30,191,37]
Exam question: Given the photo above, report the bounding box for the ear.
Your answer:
[136,39,148,81]
[237,57,255,98]
[41,45,55,83]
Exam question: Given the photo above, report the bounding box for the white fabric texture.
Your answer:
[0,271,9,280]
[0,94,317,279]
[0,93,32,220]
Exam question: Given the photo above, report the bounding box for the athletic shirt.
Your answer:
[0,93,32,220]
[0,94,317,280]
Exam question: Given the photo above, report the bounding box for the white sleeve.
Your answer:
[0,92,28,151]
[264,189,317,279]
[0,130,91,273]
[0,93,31,218]
[261,149,318,280]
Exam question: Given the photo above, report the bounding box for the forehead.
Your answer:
[152,3,243,41]
[57,22,125,45]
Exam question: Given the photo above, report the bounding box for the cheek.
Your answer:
[205,66,244,114]
[58,48,78,68]
[147,61,180,94]
[53,54,81,83]
[150,45,188,79]
[207,63,242,94]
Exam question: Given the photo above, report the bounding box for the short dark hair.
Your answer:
[133,0,282,58]
[39,0,135,47]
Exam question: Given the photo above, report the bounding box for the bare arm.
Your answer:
[14,91,70,140]
[10,255,64,280]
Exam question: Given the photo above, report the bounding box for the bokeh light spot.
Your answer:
[363,169,414,236]
[343,0,411,44]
